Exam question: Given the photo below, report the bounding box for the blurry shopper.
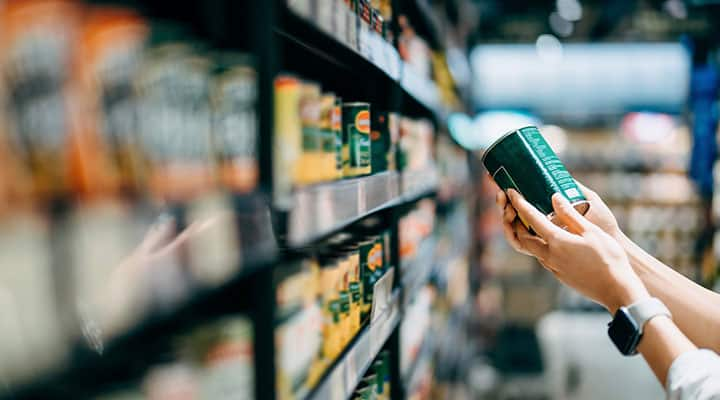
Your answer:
[496,183,720,400]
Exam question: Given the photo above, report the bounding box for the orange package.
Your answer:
[70,6,149,200]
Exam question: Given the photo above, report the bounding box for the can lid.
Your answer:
[342,102,371,107]
[480,125,537,166]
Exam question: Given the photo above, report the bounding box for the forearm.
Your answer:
[637,315,696,386]
[618,232,720,351]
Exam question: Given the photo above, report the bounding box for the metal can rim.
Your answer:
[548,199,591,222]
[480,125,538,166]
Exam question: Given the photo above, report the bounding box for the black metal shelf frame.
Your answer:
[1,1,453,399]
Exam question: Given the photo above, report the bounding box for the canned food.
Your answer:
[136,42,214,203]
[273,75,302,208]
[75,7,148,197]
[319,94,337,181]
[482,126,589,225]
[298,82,323,185]
[342,102,372,177]
[211,53,258,194]
[332,98,343,179]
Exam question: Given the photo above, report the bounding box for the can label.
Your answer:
[518,127,584,203]
[483,126,587,218]
[342,104,371,176]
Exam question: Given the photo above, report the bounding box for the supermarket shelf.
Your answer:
[284,0,401,80]
[287,171,401,246]
[8,236,278,399]
[306,290,401,400]
[282,3,450,123]
[401,236,437,308]
[401,167,440,202]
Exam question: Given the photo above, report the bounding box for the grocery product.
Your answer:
[0,0,81,201]
[342,102,372,177]
[273,75,302,208]
[319,93,338,181]
[72,6,148,198]
[211,52,258,194]
[482,126,589,224]
[135,35,214,203]
[298,81,323,185]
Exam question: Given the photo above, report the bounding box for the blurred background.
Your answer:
[0,0,718,399]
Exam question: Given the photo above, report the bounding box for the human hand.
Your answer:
[575,181,622,240]
[497,189,648,313]
[494,180,622,240]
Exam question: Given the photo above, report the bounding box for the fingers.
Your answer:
[507,189,569,241]
[496,190,506,208]
[514,220,549,260]
[551,193,593,234]
[502,218,529,255]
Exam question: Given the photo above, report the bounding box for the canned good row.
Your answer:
[275,226,393,398]
[274,76,385,187]
[290,0,393,45]
[273,74,436,199]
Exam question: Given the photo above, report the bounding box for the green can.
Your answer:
[359,236,379,306]
[482,126,589,224]
[342,102,372,177]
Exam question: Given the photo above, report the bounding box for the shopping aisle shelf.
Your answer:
[287,171,401,246]
[401,167,440,203]
[282,2,450,123]
[305,290,401,400]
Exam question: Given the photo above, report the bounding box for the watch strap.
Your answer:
[624,297,672,335]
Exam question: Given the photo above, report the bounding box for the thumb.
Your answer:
[551,193,592,234]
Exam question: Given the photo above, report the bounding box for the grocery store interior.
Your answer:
[0,0,719,399]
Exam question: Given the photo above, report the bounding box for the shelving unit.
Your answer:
[0,1,471,399]
[288,171,401,246]
[306,290,402,400]
[282,1,451,122]
[401,168,440,201]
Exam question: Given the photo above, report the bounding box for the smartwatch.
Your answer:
[608,297,672,356]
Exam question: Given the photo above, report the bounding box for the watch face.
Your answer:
[608,309,641,356]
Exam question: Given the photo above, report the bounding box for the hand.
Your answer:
[497,189,648,313]
[575,181,622,240]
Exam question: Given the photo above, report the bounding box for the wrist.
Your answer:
[607,278,650,315]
